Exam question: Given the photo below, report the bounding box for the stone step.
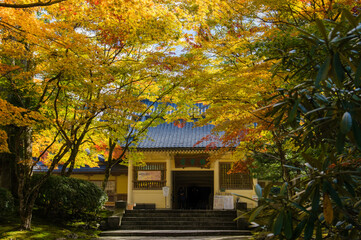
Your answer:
[116,209,244,232]
[100,230,252,237]
[121,221,237,226]
[122,216,237,222]
[124,211,236,218]
[119,225,239,230]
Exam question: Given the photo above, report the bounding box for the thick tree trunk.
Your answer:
[11,126,37,230]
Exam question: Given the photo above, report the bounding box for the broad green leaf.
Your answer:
[343,9,358,27]
[336,132,346,153]
[312,185,320,213]
[332,52,345,86]
[352,121,361,150]
[280,182,288,196]
[284,211,293,240]
[263,182,273,198]
[315,19,328,43]
[314,93,328,103]
[288,99,299,124]
[300,180,315,204]
[323,180,343,207]
[232,193,257,202]
[340,112,352,134]
[315,57,331,88]
[255,184,262,199]
[316,223,322,240]
[355,60,361,87]
[273,211,284,235]
[344,181,355,197]
[304,217,315,240]
[249,205,265,222]
[293,219,307,239]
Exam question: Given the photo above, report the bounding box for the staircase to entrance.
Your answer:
[100,209,252,237]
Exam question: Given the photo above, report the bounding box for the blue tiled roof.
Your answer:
[34,161,127,174]
[136,121,219,149]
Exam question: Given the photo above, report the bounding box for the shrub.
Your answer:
[33,174,107,220]
[0,187,14,217]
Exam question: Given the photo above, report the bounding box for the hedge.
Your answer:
[33,174,107,220]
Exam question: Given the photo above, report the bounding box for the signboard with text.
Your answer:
[138,171,161,181]
[174,154,210,168]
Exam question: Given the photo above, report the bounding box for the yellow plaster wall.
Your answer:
[71,174,128,196]
[71,174,88,180]
[116,174,128,194]
[133,190,166,208]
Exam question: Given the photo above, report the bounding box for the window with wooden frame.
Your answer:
[133,162,166,190]
[219,163,253,190]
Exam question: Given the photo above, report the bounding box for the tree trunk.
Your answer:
[102,139,116,191]
[10,126,36,230]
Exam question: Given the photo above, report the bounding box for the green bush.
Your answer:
[0,187,14,217]
[33,174,107,220]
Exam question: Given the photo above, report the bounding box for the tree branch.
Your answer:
[0,0,66,9]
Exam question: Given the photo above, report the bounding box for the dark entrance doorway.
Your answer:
[173,171,213,209]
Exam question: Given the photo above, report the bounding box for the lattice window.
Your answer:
[133,162,166,189]
[219,163,253,190]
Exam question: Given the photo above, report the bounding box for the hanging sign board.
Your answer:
[137,171,161,181]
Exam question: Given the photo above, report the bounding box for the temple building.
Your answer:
[31,102,257,210]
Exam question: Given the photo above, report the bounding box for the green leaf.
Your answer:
[273,211,284,235]
[304,217,315,240]
[343,9,358,27]
[314,93,328,103]
[316,223,322,240]
[340,112,352,134]
[293,219,307,239]
[316,19,328,43]
[336,132,346,153]
[280,182,288,196]
[344,181,355,197]
[300,180,315,205]
[255,184,262,199]
[315,57,331,88]
[288,99,299,124]
[312,185,320,213]
[263,182,273,198]
[284,211,293,240]
[232,193,257,202]
[332,52,345,86]
[352,121,361,150]
[249,205,265,222]
[323,180,343,207]
[355,60,361,88]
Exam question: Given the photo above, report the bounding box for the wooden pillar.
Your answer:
[127,160,133,206]
[166,156,172,208]
[214,160,220,194]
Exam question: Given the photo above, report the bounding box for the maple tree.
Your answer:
[0,0,210,230]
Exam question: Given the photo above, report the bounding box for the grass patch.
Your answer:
[0,216,101,240]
